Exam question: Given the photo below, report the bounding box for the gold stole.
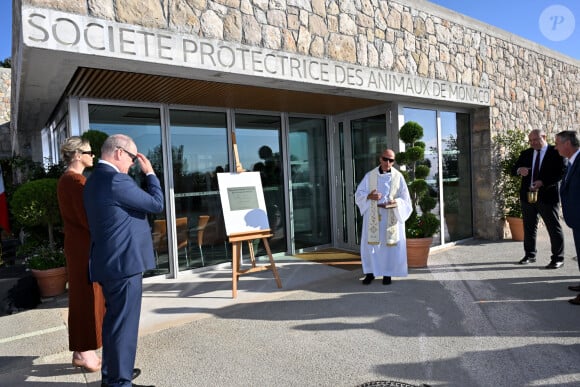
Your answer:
[368,167,401,246]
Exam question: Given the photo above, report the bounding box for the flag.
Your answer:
[0,164,10,234]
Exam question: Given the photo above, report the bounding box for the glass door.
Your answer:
[85,103,167,276]
[334,107,392,251]
[288,117,331,251]
[235,113,287,255]
[168,109,230,271]
[403,107,473,245]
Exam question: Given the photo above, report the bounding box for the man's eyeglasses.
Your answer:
[117,147,138,163]
[381,157,395,163]
[80,151,94,157]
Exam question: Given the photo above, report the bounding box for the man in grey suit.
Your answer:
[84,134,164,386]
[555,130,580,305]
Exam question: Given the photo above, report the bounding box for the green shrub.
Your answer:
[396,121,440,238]
[406,212,440,238]
[10,178,61,248]
[22,243,66,270]
[492,129,528,218]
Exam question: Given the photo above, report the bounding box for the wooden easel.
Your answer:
[229,229,282,298]
[226,132,282,298]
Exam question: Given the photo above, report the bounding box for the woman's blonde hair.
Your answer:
[60,136,90,164]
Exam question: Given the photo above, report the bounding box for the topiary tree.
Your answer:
[396,121,440,238]
[10,178,61,249]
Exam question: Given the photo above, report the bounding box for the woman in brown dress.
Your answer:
[57,136,105,372]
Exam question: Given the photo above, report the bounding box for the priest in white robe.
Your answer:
[355,149,413,285]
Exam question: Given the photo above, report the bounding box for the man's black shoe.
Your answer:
[101,368,142,386]
[382,276,392,285]
[545,261,564,269]
[362,274,375,284]
[518,257,536,264]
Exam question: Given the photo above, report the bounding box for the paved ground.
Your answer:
[1,225,580,387]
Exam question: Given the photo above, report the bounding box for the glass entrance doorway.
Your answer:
[235,113,287,254]
[334,107,392,251]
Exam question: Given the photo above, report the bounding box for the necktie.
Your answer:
[532,149,541,181]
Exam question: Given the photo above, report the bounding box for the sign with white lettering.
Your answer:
[217,172,269,235]
[22,6,491,105]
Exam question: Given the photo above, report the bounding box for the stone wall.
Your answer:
[23,0,579,126]
[22,0,580,239]
[0,68,11,159]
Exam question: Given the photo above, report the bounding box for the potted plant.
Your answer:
[396,121,440,267]
[23,243,66,270]
[20,242,67,298]
[492,129,528,241]
[10,178,67,297]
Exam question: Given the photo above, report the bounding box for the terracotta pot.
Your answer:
[506,216,524,241]
[406,237,433,268]
[31,267,67,298]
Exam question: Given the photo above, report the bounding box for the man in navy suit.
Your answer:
[555,130,580,304]
[512,129,566,268]
[84,134,164,387]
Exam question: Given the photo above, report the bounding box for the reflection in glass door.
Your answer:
[441,112,472,242]
[235,113,287,254]
[168,110,230,271]
[86,104,167,276]
[403,108,441,245]
[336,112,389,250]
[288,117,331,250]
[403,107,472,244]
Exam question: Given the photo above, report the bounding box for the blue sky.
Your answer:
[1,0,10,60]
[429,0,579,60]
[0,1,579,61]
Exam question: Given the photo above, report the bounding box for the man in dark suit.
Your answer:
[512,129,565,268]
[84,134,164,387]
[555,130,580,304]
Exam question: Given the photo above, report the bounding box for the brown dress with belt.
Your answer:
[57,170,105,351]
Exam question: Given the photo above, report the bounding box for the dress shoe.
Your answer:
[101,368,142,387]
[382,276,392,285]
[568,285,580,292]
[362,274,375,284]
[545,261,564,269]
[569,295,580,305]
[518,257,536,264]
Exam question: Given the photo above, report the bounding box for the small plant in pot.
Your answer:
[10,178,67,297]
[21,242,66,270]
[396,121,440,267]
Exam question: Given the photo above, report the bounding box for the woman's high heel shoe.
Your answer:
[72,356,101,372]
